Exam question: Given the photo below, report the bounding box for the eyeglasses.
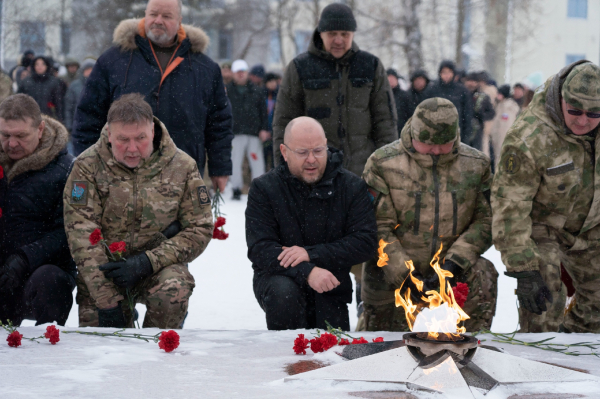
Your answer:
[284,144,328,159]
[567,109,600,119]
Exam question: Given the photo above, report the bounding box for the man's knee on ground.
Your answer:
[146,265,195,306]
[261,275,304,307]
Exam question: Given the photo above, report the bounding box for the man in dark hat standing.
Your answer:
[273,3,397,178]
[387,68,411,135]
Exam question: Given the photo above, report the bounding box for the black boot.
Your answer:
[232,188,242,200]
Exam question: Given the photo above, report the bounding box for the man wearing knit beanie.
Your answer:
[272,2,397,317]
[492,61,600,334]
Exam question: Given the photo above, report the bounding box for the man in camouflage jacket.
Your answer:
[64,94,214,329]
[492,61,600,333]
[360,98,497,332]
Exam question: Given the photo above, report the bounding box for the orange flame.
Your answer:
[394,244,469,339]
[377,239,396,267]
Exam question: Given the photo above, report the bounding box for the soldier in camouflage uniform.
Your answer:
[492,61,600,333]
[359,98,497,332]
[64,94,214,329]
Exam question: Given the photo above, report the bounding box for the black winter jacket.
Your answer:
[18,73,64,122]
[424,80,474,144]
[245,149,378,303]
[0,117,76,277]
[71,19,233,176]
[392,86,412,136]
[226,82,268,136]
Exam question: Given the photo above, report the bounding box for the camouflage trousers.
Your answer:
[518,241,600,333]
[358,257,498,332]
[77,263,195,329]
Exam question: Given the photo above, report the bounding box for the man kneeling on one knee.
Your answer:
[246,116,378,330]
[360,98,498,332]
[64,93,214,329]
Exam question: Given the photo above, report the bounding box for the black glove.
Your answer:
[162,220,182,239]
[399,270,428,306]
[423,260,460,292]
[99,253,153,288]
[505,270,553,315]
[0,254,30,293]
[98,304,127,328]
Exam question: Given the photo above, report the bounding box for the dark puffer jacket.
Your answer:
[72,19,233,176]
[245,148,378,303]
[226,82,268,136]
[0,116,76,276]
[18,57,64,122]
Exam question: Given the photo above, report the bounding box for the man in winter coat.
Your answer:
[406,69,430,119]
[246,117,377,330]
[64,59,96,132]
[492,61,600,333]
[18,56,64,122]
[486,84,520,169]
[388,68,411,135]
[227,59,269,200]
[464,72,495,152]
[424,60,473,145]
[64,94,214,329]
[0,94,76,326]
[273,3,397,177]
[360,98,497,332]
[71,0,233,193]
[61,58,80,87]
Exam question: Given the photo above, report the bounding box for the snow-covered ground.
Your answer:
[23,193,518,332]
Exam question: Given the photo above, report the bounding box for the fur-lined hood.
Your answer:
[0,116,69,182]
[113,18,209,53]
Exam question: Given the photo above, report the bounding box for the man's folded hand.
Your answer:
[307,267,340,293]
[278,246,310,268]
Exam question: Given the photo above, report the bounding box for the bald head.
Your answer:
[283,116,326,145]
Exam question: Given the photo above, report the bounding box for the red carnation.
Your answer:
[309,337,324,353]
[7,331,23,347]
[372,337,384,343]
[351,337,368,345]
[0,165,4,179]
[319,333,338,351]
[108,241,126,254]
[339,338,350,346]
[452,282,470,308]
[293,334,310,355]
[212,227,229,240]
[44,325,60,345]
[158,330,180,353]
[215,217,226,228]
[89,229,103,246]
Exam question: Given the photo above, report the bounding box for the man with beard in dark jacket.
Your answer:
[424,60,473,144]
[387,68,411,135]
[407,69,430,117]
[71,0,233,192]
[18,56,64,122]
[246,117,377,330]
[0,94,76,326]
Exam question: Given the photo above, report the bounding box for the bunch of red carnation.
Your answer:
[89,229,127,260]
[293,333,383,355]
[451,282,469,308]
[4,325,60,347]
[212,216,229,240]
[158,330,180,353]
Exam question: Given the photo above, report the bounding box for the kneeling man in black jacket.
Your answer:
[246,116,377,330]
[0,94,76,326]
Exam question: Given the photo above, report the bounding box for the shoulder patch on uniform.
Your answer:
[504,153,521,174]
[70,181,88,205]
[197,186,211,205]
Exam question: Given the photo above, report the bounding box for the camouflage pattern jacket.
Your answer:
[492,60,600,273]
[362,120,492,305]
[64,118,214,309]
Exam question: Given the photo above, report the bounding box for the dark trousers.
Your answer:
[0,264,76,326]
[253,274,350,331]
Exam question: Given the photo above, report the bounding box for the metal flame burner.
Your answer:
[403,332,478,369]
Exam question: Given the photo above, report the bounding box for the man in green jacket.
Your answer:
[273,3,397,177]
[492,61,600,333]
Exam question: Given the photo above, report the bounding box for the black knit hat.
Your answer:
[498,84,511,98]
[318,4,357,32]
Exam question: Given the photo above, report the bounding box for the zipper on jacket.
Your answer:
[130,172,138,253]
[451,190,458,236]
[336,63,345,139]
[413,192,421,235]
[431,156,440,258]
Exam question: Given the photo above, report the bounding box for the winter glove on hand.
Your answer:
[98,304,127,328]
[99,253,153,288]
[0,254,30,293]
[161,220,182,239]
[505,270,553,315]
[423,260,460,292]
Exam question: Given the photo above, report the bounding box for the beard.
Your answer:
[146,24,175,47]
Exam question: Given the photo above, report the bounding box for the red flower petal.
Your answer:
[212,227,229,240]
[7,331,23,347]
[108,241,126,254]
[214,217,226,228]
[451,283,470,308]
[0,165,4,179]
[158,330,180,353]
[293,334,310,355]
[351,337,368,345]
[309,337,324,353]
[44,325,60,345]
[372,337,384,343]
[319,333,338,351]
[89,229,103,246]
[338,338,350,346]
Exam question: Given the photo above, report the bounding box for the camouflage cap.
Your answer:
[561,63,600,112]
[411,98,459,145]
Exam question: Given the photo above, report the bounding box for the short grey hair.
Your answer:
[146,0,183,17]
[107,93,154,126]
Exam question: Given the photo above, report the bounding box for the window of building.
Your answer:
[270,31,281,64]
[218,30,233,60]
[20,21,46,55]
[566,54,586,65]
[567,0,587,18]
[294,30,311,55]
